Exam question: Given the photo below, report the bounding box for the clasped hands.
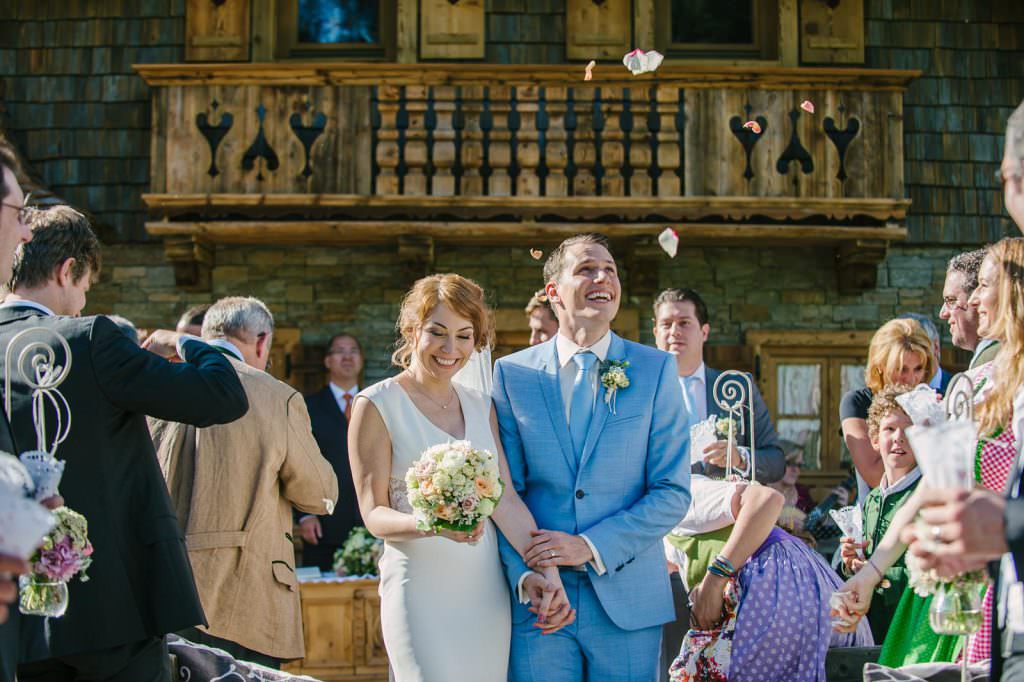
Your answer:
[1,494,63,624]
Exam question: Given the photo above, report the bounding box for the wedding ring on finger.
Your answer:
[930,525,943,543]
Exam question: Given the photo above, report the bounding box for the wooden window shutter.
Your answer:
[419,0,485,60]
[566,0,632,61]
[799,0,864,64]
[185,0,251,62]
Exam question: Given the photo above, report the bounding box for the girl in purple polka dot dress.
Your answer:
[667,477,873,681]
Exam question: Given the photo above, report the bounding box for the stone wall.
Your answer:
[91,241,961,383]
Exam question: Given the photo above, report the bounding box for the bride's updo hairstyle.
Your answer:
[392,273,495,369]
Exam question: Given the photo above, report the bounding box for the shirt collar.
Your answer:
[680,362,707,385]
[928,367,943,390]
[329,382,359,400]
[877,467,922,497]
[555,331,612,368]
[0,299,55,317]
[207,338,244,362]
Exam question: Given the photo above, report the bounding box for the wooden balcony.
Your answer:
[136,63,918,291]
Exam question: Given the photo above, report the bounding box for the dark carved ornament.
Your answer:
[195,100,233,178]
[241,104,280,180]
[776,109,814,175]
[824,109,861,182]
[729,104,767,181]
[289,109,328,179]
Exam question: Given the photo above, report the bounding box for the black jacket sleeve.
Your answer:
[89,317,248,426]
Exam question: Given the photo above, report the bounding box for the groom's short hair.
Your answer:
[543,233,612,284]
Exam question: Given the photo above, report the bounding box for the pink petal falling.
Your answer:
[742,120,762,134]
[584,60,596,81]
[530,248,543,260]
[658,228,679,258]
[800,100,815,114]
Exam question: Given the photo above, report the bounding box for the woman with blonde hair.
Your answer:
[839,318,935,500]
[348,273,572,681]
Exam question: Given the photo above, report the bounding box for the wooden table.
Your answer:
[281,578,388,681]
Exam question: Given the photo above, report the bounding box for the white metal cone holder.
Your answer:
[3,327,73,499]
[711,370,756,483]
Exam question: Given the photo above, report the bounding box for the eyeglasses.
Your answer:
[940,296,969,312]
[995,167,1023,187]
[326,349,361,357]
[1,193,33,223]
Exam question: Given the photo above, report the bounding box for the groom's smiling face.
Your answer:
[547,243,621,328]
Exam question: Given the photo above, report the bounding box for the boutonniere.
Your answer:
[600,360,630,414]
[715,416,739,440]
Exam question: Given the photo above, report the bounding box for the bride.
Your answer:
[348,273,574,681]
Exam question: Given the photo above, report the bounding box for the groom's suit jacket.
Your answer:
[493,333,691,631]
[695,368,785,484]
[0,306,248,659]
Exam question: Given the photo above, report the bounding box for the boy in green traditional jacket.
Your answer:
[839,384,921,644]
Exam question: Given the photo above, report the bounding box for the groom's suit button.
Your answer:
[575,489,585,499]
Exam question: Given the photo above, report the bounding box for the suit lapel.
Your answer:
[578,333,622,471]
[705,367,724,418]
[537,341,576,474]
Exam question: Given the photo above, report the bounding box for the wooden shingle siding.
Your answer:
[0,1,185,242]
[865,0,1024,244]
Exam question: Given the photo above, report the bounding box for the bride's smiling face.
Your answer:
[413,303,476,378]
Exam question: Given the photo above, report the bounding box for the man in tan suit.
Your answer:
[151,296,339,669]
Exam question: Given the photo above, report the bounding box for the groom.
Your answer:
[493,233,692,680]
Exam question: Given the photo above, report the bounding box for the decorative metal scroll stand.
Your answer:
[939,371,979,682]
[4,327,73,458]
[711,370,756,483]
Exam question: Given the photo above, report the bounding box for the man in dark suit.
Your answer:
[651,287,785,682]
[299,332,364,571]
[0,140,39,682]
[5,205,249,682]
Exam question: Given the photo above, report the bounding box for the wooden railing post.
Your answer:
[544,86,569,198]
[459,86,485,196]
[600,87,625,197]
[375,85,402,195]
[572,87,597,196]
[403,86,429,196]
[516,85,541,197]
[431,86,457,196]
[655,86,681,197]
[488,86,513,197]
[629,87,653,197]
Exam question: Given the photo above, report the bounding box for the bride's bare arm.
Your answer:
[348,396,426,542]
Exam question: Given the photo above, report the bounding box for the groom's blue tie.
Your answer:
[569,351,598,459]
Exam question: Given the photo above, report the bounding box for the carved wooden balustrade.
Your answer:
[135,63,918,291]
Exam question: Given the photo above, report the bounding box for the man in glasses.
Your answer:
[0,145,36,682]
[939,248,998,370]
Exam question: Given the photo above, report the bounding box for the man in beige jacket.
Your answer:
[151,296,339,668]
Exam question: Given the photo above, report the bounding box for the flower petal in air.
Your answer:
[742,120,762,134]
[657,227,679,258]
[800,100,815,114]
[584,60,596,81]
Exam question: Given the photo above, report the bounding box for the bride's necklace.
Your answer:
[407,375,456,410]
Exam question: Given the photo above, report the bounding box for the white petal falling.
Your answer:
[658,227,679,257]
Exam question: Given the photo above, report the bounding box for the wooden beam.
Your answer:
[163,236,213,291]
[145,220,907,245]
[142,194,912,223]
[133,63,921,90]
[836,239,889,294]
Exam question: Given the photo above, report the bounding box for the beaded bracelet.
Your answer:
[707,554,737,579]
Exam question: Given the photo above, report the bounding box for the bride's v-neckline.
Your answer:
[395,379,468,441]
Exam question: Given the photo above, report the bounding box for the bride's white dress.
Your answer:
[360,377,511,682]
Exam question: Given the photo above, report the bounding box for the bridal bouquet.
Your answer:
[333,526,383,577]
[21,506,93,617]
[405,440,503,533]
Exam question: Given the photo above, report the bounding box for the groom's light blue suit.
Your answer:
[493,332,691,681]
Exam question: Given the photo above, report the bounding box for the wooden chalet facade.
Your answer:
[1,0,1020,532]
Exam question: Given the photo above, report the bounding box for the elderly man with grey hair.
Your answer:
[150,296,338,669]
[896,312,952,395]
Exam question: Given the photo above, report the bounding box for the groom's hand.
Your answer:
[524,530,593,569]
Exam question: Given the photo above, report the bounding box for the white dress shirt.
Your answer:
[678,362,708,421]
[328,382,359,417]
[207,338,244,362]
[0,299,55,317]
[928,366,944,391]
